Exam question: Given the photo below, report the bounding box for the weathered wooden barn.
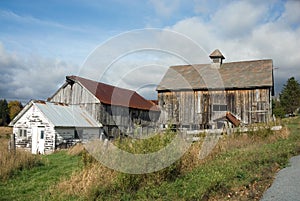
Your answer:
[9,100,101,154]
[49,76,160,137]
[156,49,274,129]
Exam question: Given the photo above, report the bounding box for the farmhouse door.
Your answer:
[31,126,45,154]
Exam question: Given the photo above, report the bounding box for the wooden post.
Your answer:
[180,128,187,140]
[9,133,16,153]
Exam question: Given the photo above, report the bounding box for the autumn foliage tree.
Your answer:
[8,101,23,121]
[0,99,23,126]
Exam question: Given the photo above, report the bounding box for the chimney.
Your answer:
[209,49,225,69]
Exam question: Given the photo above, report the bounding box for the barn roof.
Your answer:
[156,59,273,91]
[9,100,101,128]
[66,76,159,111]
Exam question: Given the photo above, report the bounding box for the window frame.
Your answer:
[212,104,227,112]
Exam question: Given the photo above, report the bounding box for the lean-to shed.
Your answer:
[156,49,274,129]
[9,100,102,154]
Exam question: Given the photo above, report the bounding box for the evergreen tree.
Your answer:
[272,99,285,118]
[279,77,300,114]
[0,99,10,126]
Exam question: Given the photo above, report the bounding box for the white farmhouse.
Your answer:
[9,100,102,154]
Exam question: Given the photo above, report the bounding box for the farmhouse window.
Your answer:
[18,129,27,138]
[40,130,44,139]
[213,104,227,111]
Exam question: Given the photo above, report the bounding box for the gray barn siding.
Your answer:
[158,88,272,129]
[50,82,159,136]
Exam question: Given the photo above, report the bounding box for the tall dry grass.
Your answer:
[51,125,290,199]
[0,127,41,181]
[47,143,117,199]
[168,124,290,174]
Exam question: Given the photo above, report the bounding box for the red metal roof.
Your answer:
[67,76,159,111]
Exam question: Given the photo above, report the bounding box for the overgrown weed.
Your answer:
[51,118,300,200]
[0,127,42,181]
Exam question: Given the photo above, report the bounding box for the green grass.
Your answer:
[92,117,300,200]
[1,117,299,201]
[0,151,82,201]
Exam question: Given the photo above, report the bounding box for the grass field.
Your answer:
[0,127,41,181]
[0,151,82,201]
[0,117,299,201]
[0,127,83,201]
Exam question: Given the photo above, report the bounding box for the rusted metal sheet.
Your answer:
[226,112,241,127]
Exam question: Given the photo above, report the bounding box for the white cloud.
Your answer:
[1,0,299,102]
[211,1,267,38]
[281,0,300,26]
[167,17,214,52]
[0,42,78,102]
[165,0,300,94]
[149,0,181,18]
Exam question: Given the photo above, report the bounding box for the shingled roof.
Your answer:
[209,49,225,59]
[67,76,159,111]
[156,59,273,92]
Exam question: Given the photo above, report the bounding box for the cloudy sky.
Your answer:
[0,0,299,103]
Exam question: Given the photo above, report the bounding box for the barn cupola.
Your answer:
[209,49,225,69]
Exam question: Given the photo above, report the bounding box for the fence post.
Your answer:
[180,128,187,140]
[9,133,16,153]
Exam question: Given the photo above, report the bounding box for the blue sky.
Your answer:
[0,0,300,103]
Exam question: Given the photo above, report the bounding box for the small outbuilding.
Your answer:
[9,100,102,154]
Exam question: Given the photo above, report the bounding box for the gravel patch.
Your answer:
[261,155,300,201]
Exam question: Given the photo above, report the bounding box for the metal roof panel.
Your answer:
[34,101,101,128]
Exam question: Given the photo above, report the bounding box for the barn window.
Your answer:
[75,129,83,139]
[257,101,266,110]
[213,104,227,111]
[197,93,201,113]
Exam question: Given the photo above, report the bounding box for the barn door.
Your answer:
[202,93,210,128]
[32,126,45,154]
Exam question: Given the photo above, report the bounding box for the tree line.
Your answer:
[0,100,23,126]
